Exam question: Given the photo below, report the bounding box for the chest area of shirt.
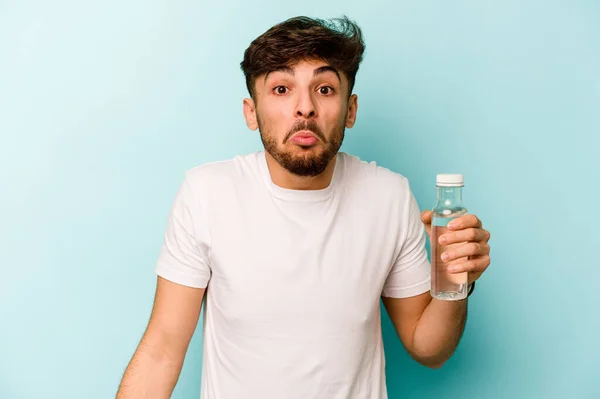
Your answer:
[207,199,397,333]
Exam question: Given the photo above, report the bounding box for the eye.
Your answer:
[273,86,288,95]
[318,86,334,95]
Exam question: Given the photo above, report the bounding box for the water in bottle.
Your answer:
[431,174,469,300]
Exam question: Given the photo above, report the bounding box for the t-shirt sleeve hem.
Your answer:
[155,263,210,289]
[381,278,431,299]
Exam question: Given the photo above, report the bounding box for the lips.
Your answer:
[289,130,318,146]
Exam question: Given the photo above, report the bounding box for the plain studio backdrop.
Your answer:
[1,1,598,398]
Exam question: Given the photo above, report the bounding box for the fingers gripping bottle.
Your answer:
[431,174,469,301]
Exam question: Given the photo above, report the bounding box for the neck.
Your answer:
[264,152,337,190]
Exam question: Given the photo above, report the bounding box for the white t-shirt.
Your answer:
[155,151,431,399]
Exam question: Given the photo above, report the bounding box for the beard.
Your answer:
[258,115,346,177]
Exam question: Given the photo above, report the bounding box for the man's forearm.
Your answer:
[411,297,468,368]
[116,338,183,399]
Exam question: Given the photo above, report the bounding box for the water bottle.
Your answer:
[431,174,469,301]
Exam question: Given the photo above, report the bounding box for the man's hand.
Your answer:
[420,210,491,285]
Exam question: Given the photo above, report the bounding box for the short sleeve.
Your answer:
[154,175,211,288]
[382,186,431,298]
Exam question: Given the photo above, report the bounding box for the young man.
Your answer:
[117,16,491,399]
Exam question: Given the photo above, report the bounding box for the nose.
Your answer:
[295,91,316,119]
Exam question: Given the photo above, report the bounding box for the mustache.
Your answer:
[283,120,326,143]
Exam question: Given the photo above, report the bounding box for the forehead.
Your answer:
[278,58,331,72]
[264,59,343,81]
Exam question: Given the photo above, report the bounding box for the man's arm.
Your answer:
[380,191,489,369]
[382,292,467,369]
[116,276,206,398]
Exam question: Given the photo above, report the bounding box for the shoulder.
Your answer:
[183,151,262,191]
[338,153,421,234]
[339,152,412,197]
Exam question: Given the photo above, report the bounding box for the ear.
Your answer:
[345,94,358,128]
[243,97,258,130]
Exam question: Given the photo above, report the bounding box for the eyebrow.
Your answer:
[313,66,341,83]
[263,65,341,84]
[264,67,294,84]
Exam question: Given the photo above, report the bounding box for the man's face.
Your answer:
[244,59,358,177]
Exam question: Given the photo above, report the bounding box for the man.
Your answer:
[116,15,491,399]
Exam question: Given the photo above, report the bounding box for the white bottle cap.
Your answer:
[436,174,464,187]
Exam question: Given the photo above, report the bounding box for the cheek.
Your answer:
[322,106,347,126]
[258,108,288,136]
[274,99,299,120]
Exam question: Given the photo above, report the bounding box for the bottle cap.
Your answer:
[436,174,464,187]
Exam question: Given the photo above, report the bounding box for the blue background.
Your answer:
[1,1,598,398]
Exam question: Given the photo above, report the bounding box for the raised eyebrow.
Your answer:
[264,66,295,84]
[313,66,341,83]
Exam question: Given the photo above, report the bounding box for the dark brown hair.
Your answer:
[240,16,365,98]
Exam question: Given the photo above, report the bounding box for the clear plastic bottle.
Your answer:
[431,174,469,301]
